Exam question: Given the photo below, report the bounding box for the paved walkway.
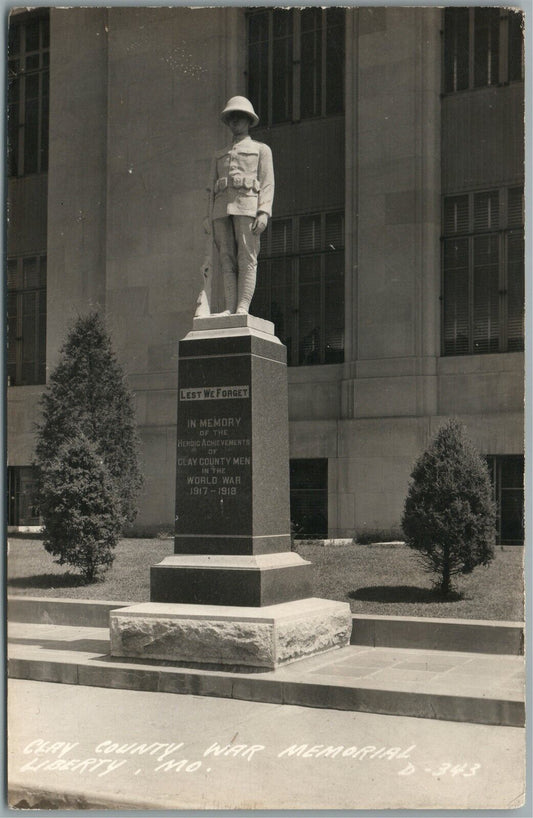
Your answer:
[8,678,525,810]
[8,621,525,726]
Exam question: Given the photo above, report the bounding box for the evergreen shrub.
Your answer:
[39,434,122,581]
[401,419,496,595]
[35,313,143,580]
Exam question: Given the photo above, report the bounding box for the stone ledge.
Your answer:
[110,598,352,669]
[352,614,525,655]
[7,597,132,628]
[7,598,525,655]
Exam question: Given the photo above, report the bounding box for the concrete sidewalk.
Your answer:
[8,678,525,810]
[8,620,525,727]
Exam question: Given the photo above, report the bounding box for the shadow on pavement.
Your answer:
[349,585,464,604]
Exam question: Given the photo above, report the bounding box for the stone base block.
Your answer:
[110,598,352,669]
[150,553,312,606]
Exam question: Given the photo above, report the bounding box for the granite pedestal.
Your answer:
[110,315,350,668]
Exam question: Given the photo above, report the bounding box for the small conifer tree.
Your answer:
[40,434,122,581]
[402,419,496,596]
[35,313,143,579]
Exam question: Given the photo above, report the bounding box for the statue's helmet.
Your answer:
[220,96,259,128]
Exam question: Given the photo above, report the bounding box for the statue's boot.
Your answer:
[236,267,256,315]
[223,271,238,314]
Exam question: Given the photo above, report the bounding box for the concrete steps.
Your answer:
[8,595,525,653]
[8,617,525,728]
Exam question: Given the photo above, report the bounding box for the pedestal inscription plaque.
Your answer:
[175,360,253,549]
[175,379,252,538]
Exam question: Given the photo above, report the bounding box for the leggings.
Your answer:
[213,215,260,314]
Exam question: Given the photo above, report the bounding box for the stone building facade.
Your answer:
[7,7,525,543]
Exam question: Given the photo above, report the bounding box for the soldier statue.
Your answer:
[197,96,274,317]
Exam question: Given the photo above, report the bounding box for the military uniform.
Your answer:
[207,135,274,314]
[209,136,274,220]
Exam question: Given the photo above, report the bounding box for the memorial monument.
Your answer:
[110,98,351,669]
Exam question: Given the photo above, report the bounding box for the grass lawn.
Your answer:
[298,542,524,621]
[7,538,174,603]
[7,537,524,621]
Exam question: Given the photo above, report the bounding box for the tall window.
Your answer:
[7,255,47,385]
[442,187,524,356]
[290,459,328,539]
[444,8,524,93]
[248,8,345,126]
[253,212,344,366]
[7,466,41,527]
[8,11,50,177]
[485,456,524,545]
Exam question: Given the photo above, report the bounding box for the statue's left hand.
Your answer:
[252,213,268,235]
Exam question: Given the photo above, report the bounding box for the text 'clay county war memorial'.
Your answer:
[110,97,352,668]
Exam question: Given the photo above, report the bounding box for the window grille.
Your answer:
[8,10,50,176]
[442,188,524,356]
[485,456,524,545]
[253,211,344,366]
[247,8,345,127]
[444,8,523,94]
[7,255,47,385]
